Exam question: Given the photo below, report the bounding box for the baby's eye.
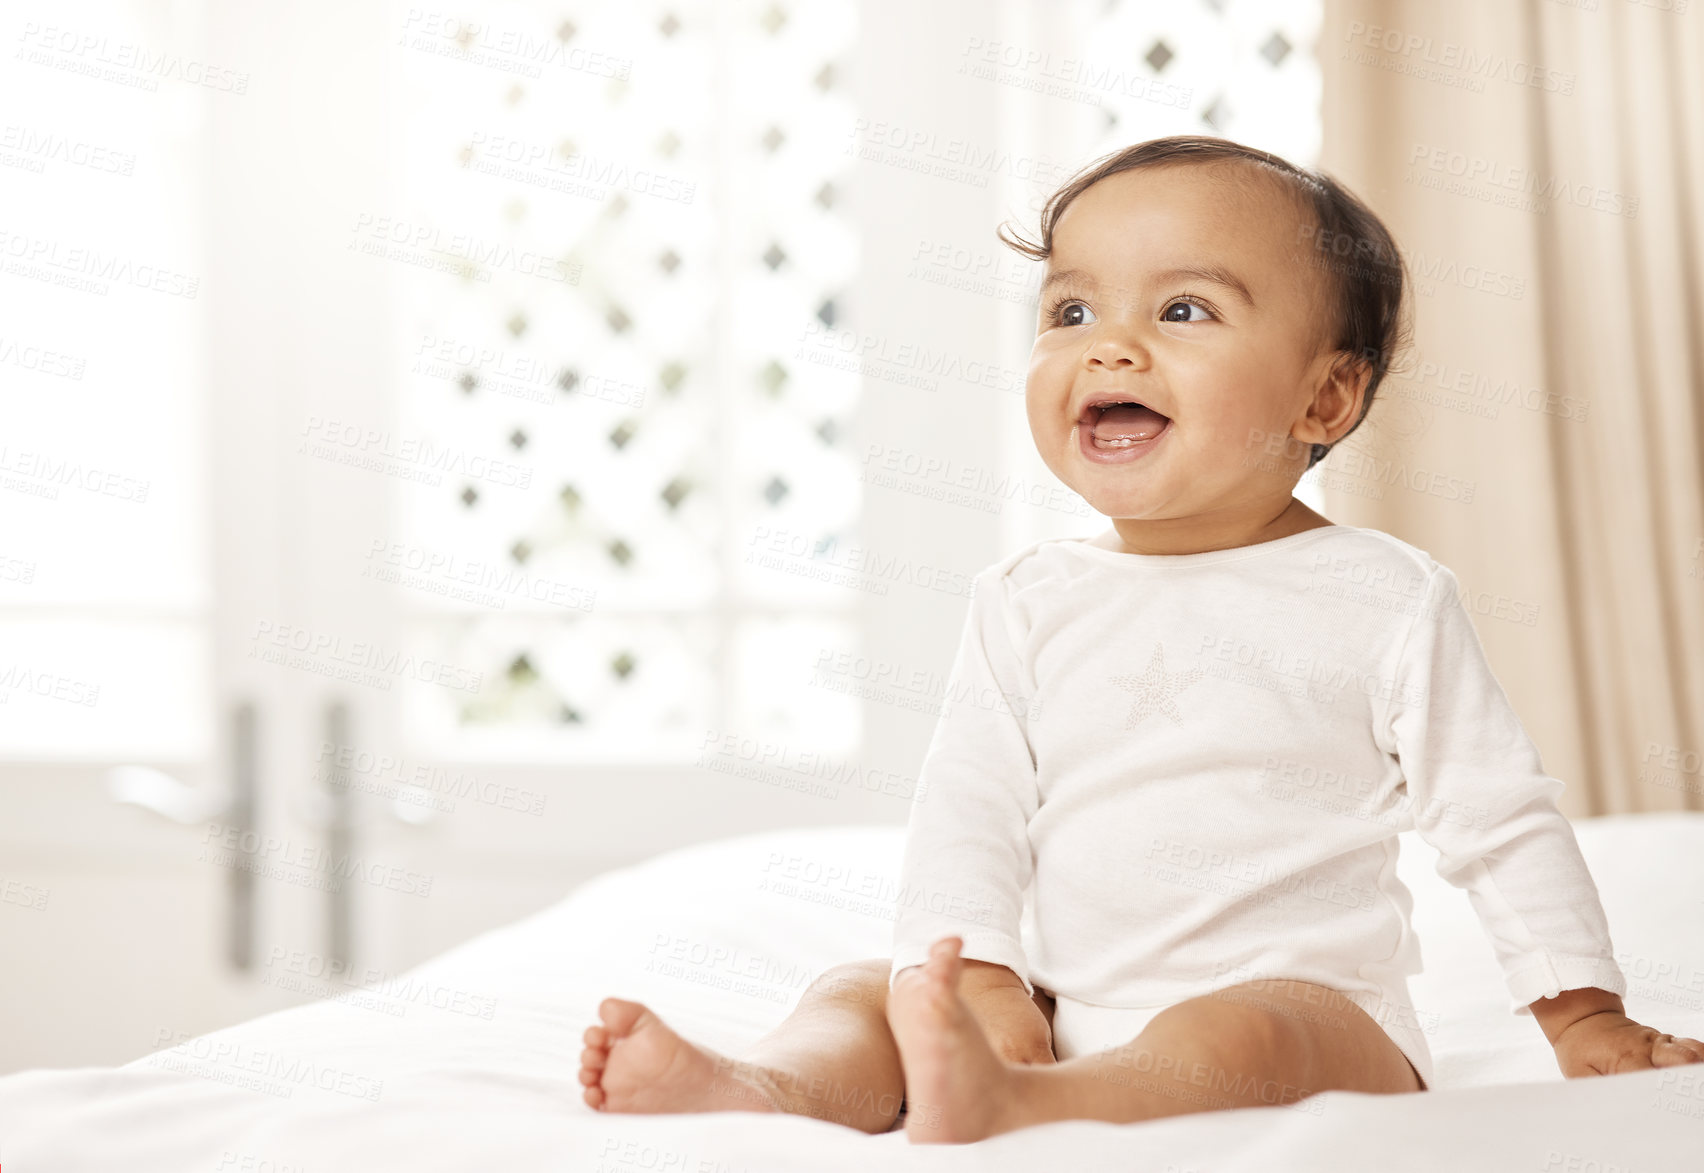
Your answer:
[1053,299,1097,328]
[1161,300,1213,323]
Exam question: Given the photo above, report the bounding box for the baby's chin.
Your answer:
[1070,468,1283,524]
[1071,481,1179,521]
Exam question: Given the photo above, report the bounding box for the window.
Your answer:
[0,6,213,759]
[383,2,862,761]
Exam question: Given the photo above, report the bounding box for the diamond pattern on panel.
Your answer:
[389,0,860,756]
[401,613,718,760]
[1094,0,1321,166]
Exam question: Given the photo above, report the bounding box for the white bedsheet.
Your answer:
[2,814,1702,1171]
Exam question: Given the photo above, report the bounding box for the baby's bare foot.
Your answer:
[886,937,1031,1144]
[579,997,782,1116]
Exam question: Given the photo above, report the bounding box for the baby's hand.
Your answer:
[1552,1011,1704,1077]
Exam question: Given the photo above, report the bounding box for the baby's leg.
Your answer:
[889,937,1419,1144]
[580,959,905,1132]
[721,959,909,1131]
[581,956,1056,1134]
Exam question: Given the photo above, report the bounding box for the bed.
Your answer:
[2,813,1702,1171]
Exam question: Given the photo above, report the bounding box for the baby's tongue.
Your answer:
[1092,404,1169,443]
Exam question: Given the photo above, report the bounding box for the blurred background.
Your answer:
[1,0,1698,1075]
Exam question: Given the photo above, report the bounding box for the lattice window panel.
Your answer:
[1085,0,1321,165]
[386,1,860,761]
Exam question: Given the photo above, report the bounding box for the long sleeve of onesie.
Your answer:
[889,567,1041,994]
[1383,563,1627,1015]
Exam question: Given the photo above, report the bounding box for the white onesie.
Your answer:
[887,523,1628,1090]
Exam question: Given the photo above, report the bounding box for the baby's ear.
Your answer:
[1319,348,1374,428]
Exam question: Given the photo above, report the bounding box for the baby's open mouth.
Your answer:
[1083,401,1171,447]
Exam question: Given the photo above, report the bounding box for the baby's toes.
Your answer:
[582,1044,608,1071]
[926,936,963,964]
[1663,1036,1704,1064]
[584,1024,608,1048]
[598,996,648,1037]
[923,939,965,986]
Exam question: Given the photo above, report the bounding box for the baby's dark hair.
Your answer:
[998,135,1409,471]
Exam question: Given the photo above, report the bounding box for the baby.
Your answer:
[577,134,1704,1143]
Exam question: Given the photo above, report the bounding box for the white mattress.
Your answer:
[2,814,1703,1170]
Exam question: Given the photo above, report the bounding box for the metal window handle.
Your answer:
[104,701,257,971]
[105,766,229,825]
[324,700,353,973]
[227,702,257,971]
[107,700,397,976]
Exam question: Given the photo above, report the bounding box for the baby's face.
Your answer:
[1026,162,1340,527]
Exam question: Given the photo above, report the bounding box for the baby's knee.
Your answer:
[806,958,892,1006]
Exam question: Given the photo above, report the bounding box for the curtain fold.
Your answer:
[1319,0,1704,815]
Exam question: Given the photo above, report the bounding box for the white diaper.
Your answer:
[1047,994,1171,1062]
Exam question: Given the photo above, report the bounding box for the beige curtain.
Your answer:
[1319,0,1704,816]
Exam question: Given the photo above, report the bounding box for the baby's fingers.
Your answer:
[1651,1034,1704,1067]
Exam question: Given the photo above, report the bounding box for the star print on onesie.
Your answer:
[1111,643,1205,729]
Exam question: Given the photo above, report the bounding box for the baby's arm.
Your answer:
[1387,563,1702,1073]
[889,568,1046,1039]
